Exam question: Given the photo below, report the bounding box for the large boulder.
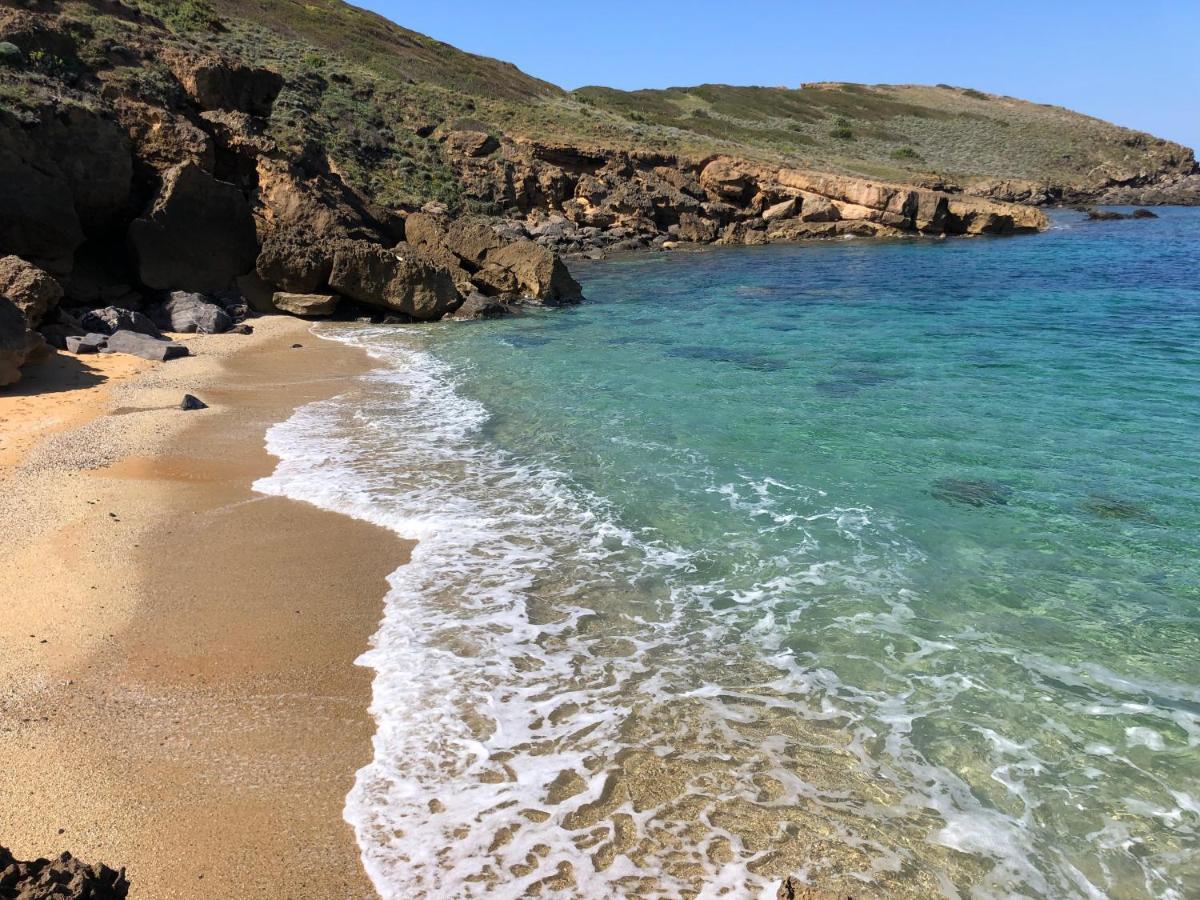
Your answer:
[476,241,583,305]
[165,51,284,117]
[0,105,132,275]
[0,295,46,387]
[80,306,163,338]
[150,292,233,334]
[256,228,336,294]
[328,241,462,321]
[0,256,62,326]
[943,196,1047,234]
[128,163,258,292]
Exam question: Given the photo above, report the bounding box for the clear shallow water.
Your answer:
[256,209,1200,899]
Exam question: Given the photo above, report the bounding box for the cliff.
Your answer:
[0,0,1189,385]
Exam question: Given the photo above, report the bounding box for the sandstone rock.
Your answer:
[943,196,1046,234]
[328,241,462,321]
[115,100,214,173]
[271,292,339,317]
[674,212,717,243]
[254,159,400,244]
[699,157,765,203]
[444,129,500,158]
[0,256,62,326]
[797,192,840,223]
[80,306,162,338]
[102,330,189,361]
[129,163,258,292]
[476,241,582,304]
[0,295,42,387]
[763,198,798,221]
[150,292,233,334]
[452,291,512,321]
[235,272,279,315]
[256,228,335,294]
[165,51,284,117]
[0,846,129,899]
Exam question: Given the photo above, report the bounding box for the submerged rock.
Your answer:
[1081,494,1157,522]
[930,477,1014,508]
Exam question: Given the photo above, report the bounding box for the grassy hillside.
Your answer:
[5,0,1193,209]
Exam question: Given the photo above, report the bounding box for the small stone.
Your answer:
[179,394,208,411]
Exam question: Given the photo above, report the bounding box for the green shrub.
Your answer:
[962,88,988,101]
[829,125,854,140]
[891,146,922,160]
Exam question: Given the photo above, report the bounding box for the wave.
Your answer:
[253,325,1197,899]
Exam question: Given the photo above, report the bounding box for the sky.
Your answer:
[359,1,1200,150]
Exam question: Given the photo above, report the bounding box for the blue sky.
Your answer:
[359,1,1200,150]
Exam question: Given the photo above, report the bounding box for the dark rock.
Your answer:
[128,163,258,292]
[0,256,62,327]
[1081,494,1157,522]
[230,323,253,335]
[1,295,45,386]
[1085,209,1128,221]
[1130,208,1159,219]
[776,876,847,899]
[291,343,304,349]
[930,477,1014,508]
[102,330,189,361]
[0,845,129,899]
[80,307,162,338]
[65,333,109,354]
[235,272,279,315]
[452,292,512,321]
[180,394,208,411]
[271,292,339,317]
[150,292,233,334]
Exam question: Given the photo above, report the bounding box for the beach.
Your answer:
[0,317,408,898]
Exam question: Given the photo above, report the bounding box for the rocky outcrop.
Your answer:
[328,241,463,321]
[0,295,47,387]
[479,241,582,304]
[128,163,258,292]
[0,257,62,327]
[0,846,129,899]
[164,50,284,117]
[80,306,162,338]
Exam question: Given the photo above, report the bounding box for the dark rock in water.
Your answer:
[0,845,129,898]
[65,333,109,354]
[452,292,512,321]
[1081,494,1156,522]
[102,330,189,361]
[1131,208,1159,219]
[930,477,1014,508]
[1085,208,1158,222]
[179,394,208,411]
[80,306,163,339]
[667,344,787,371]
[150,292,233,334]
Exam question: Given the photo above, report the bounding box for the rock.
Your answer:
[180,394,208,411]
[943,196,1046,235]
[763,198,799,221]
[1131,208,1159,219]
[128,163,258,292]
[452,292,512,321]
[699,157,762,203]
[0,845,129,899]
[165,51,284,116]
[101,330,189,362]
[444,129,500,158]
[271,292,339,317]
[150,292,233,334]
[235,272,279,315]
[676,212,718,243]
[328,241,463,321]
[0,295,44,387]
[776,876,847,899]
[0,256,62,326]
[475,241,582,305]
[256,228,336,294]
[1085,209,1127,221]
[0,105,133,276]
[80,306,163,338]
[930,477,1014,508]
[65,333,109,354]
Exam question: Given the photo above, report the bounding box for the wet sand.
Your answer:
[0,317,408,898]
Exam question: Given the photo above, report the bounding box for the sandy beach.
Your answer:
[0,318,408,898]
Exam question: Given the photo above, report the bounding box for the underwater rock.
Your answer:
[930,477,1014,508]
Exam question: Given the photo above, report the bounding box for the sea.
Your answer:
[254,207,1200,899]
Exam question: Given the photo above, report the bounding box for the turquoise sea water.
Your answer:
[257,209,1200,898]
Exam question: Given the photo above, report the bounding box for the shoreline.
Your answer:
[0,317,408,897]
